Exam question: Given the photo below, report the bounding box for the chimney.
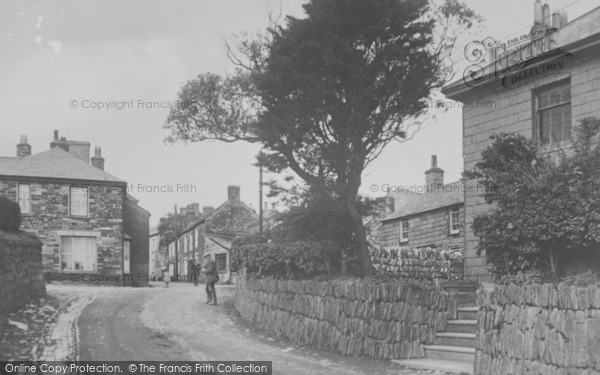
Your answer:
[561,12,568,27]
[552,12,561,29]
[50,130,70,152]
[189,203,200,216]
[17,135,31,157]
[424,155,444,192]
[227,185,240,202]
[66,141,90,163]
[542,3,551,27]
[91,147,105,170]
[534,0,543,25]
[203,206,214,217]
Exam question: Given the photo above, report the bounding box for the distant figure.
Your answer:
[192,261,199,287]
[201,254,219,305]
[163,268,170,288]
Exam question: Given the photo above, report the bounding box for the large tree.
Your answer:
[164,0,479,276]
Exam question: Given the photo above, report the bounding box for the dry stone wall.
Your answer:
[0,231,46,318]
[235,277,456,359]
[476,283,600,375]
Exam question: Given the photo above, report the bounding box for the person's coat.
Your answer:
[202,259,219,283]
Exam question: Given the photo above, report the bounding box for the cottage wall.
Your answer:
[381,205,464,252]
[0,180,124,275]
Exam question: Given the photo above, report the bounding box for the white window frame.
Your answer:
[399,220,409,243]
[534,80,572,145]
[69,186,89,217]
[58,233,98,272]
[17,183,31,214]
[450,207,461,235]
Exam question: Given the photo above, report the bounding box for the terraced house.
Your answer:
[443,1,600,275]
[166,185,259,283]
[0,131,150,286]
[381,155,464,255]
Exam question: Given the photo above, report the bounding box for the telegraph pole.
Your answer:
[259,164,263,233]
[173,204,179,280]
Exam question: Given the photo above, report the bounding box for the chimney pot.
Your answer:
[50,131,70,152]
[17,135,31,157]
[561,11,568,27]
[534,0,543,25]
[542,3,551,27]
[227,185,241,202]
[552,12,561,29]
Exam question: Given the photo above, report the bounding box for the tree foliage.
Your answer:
[465,117,600,280]
[164,0,480,276]
[157,211,201,247]
[0,196,21,232]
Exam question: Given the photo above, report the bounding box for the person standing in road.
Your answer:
[192,261,199,287]
[162,268,170,288]
[201,254,219,305]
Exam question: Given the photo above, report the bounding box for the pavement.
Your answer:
[37,282,452,375]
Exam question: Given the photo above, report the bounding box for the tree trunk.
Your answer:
[344,197,374,277]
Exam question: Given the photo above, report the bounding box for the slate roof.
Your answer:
[0,147,125,184]
[382,181,464,222]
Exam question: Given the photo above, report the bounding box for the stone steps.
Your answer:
[457,306,479,320]
[446,319,478,334]
[423,345,476,363]
[391,358,473,374]
[398,285,478,374]
[435,332,476,348]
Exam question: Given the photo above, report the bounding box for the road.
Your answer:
[72,282,440,375]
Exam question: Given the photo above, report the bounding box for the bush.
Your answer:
[0,196,21,232]
[231,238,341,279]
[465,117,600,280]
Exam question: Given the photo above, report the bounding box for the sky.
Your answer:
[0,0,598,226]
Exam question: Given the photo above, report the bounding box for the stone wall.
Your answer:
[235,278,456,359]
[0,231,46,318]
[475,283,600,374]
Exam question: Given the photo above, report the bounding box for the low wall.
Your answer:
[0,232,46,318]
[476,283,600,374]
[235,277,456,359]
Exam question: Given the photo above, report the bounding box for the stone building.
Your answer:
[0,131,150,286]
[380,156,464,253]
[166,185,259,283]
[443,1,600,275]
[149,226,166,278]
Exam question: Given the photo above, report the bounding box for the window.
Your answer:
[534,80,571,144]
[215,254,227,272]
[60,236,97,272]
[17,184,31,214]
[123,240,131,273]
[399,220,409,243]
[450,207,461,235]
[70,186,88,216]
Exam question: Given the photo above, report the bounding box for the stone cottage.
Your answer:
[380,155,464,254]
[166,185,259,283]
[0,131,150,286]
[443,1,600,275]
